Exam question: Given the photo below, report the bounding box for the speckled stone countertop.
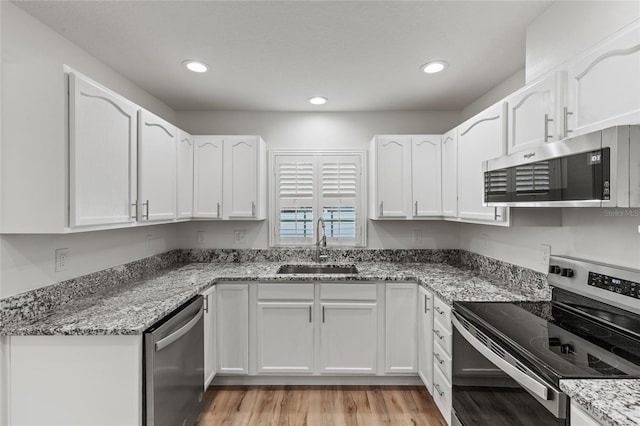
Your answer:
[561,379,640,426]
[0,261,550,336]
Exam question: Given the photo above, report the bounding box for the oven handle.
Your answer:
[155,307,204,352]
[452,314,550,401]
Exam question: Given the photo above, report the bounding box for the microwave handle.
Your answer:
[452,314,549,400]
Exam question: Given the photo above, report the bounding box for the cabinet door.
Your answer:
[69,72,138,227]
[418,286,434,394]
[216,284,249,375]
[203,286,216,388]
[374,136,411,218]
[567,21,640,137]
[506,72,559,153]
[411,135,442,217]
[177,130,194,219]
[256,302,314,374]
[320,302,377,374]
[385,283,418,373]
[193,136,224,218]
[441,129,458,217]
[224,136,259,218]
[458,102,508,223]
[138,110,177,222]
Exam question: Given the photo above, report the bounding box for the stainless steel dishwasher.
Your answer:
[144,295,204,426]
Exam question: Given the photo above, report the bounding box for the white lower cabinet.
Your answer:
[432,363,453,426]
[418,286,434,393]
[203,286,216,388]
[216,283,249,375]
[255,283,315,374]
[320,301,378,374]
[385,283,418,373]
[432,296,453,425]
[570,401,602,426]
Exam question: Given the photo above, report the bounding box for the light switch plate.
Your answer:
[234,230,247,244]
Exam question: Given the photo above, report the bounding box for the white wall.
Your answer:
[0,2,180,299]
[526,1,640,83]
[460,68,525,122]
[460,209,640,272]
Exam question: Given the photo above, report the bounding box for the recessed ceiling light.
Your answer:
[420,61,448,74]
[183,60,208,73]
[309,96,328,105]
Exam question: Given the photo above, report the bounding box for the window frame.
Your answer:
[269,149,367,248]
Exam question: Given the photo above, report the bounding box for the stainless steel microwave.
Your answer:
[483,125,640,207]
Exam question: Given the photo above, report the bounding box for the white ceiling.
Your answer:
[13,0,553,112]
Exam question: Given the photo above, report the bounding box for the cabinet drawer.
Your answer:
[257,283,314,300]
[432,365,452,425]
[433,318,452,356]
[433,297,451,331]
[433,340,452,382]
[320,283,377,301]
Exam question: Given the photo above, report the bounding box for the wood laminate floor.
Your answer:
[196,385,447,426]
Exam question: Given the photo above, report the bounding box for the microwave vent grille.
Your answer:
[514,161,551,194]
[484,170,508,195]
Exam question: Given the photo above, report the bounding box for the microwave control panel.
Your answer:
[588,272,640,299]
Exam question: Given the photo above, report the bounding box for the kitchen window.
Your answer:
[271,151,365,247]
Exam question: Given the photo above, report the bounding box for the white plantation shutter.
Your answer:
[320,156,360,245]
[272,152,364,247]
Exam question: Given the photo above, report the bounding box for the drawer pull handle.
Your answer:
[434,353,444,364]
[434,384,445,397]
[434,330,444,340]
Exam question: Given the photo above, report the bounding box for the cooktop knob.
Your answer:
[549,265,561,274]
[561,268,574,278]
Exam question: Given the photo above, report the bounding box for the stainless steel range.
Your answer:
[451,256,640,426]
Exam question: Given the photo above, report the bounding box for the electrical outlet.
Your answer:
[481,234,490,250]
[55,248,69,272]
[234,230,247,244]
[197,231,205,244]
[412,230,423,243]
[540,244,551,264]
[145,235,152,250]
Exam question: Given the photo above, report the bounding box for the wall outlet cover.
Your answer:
[55,248,69,272]
[539,244,551,265]
[412,230,423,243]
[234,230,247,244]
[197,231,205,244]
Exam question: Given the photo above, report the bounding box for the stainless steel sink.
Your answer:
[276,264,359,274]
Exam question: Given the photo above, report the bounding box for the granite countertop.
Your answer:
[561,379,640,426]
[0,261,549,336]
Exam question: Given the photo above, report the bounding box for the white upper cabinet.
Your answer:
[370,136,412,218]
[566,20,640,137]
[223,136,267,220]
[441,129,458,218]
[193,136,224,219]
[411,136,442,217]
[138,110,177,222]
[177,130,194,220]
[370,135,442,219]
[457,102,509,224]
[69,72,138,228]
[505,71,562,153]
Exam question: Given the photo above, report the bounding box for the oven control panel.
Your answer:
[588,272,640,299]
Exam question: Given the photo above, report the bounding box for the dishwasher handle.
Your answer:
[155,307,204,352]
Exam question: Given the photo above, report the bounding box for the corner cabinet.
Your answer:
[457,102,509,225]
[369,135,442,219]
[138,110,177,222]
[418,286,434,394]
[441,129,458,218]
[385,283,418,374]
[566,20,640,137]
[216,283,249,375]
[69,72,139,228]
[177,130,194,220]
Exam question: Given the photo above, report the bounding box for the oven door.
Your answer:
[451,313,567,426]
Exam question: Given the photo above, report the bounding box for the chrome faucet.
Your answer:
[315,217,328,263]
